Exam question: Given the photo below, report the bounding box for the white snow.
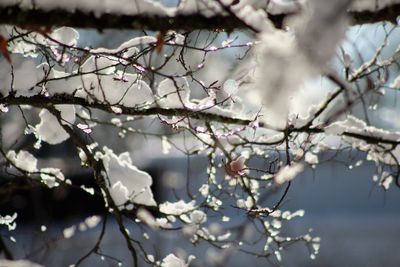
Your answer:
[40,167,65,188]
[161,254,195,267]
[157,78,191,108]
[292,0,349,69]
[305,152,319,165]
[46,69,80,96]
[234,5,274,32]
[0,55,42,97]
[222,79,238,96]
[159,200,195,215]
[0,213,17,231]
[80,55,115,74]
[174,34,185,45]
[108,181,130,207]
[190,210,207,224]
[380,175,393,190]
[7,150,38,172]
[198,184,209,197]
[36,109,69,144]
[78,63,155,107]
[99,147,156,208]
[0,260,43,267]
[250,0,349,129]
[325,115,400,142]
[91,36,156,54]
[275,163,304,184]
[36,105,76,145]
[177,0,222,17]
[136,208,158,228]
[391,75,400,88]
[254,31,308,129]
[162,136,172,154]
[266,0,302,15]
[49,27,79,46]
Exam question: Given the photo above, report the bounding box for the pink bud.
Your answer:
[225,156,246,177]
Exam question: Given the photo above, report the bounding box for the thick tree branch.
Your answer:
[0,4,398,32]
[349,3,400,25]
[2,94,399,146]
[1,94,254,126]
[48,105,139,266]
[0,5,279,31]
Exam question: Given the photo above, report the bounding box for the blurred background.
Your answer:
[1,153,400,266]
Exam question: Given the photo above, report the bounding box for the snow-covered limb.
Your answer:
[0,94,254,126]
[2,93,400,148]
[40,105,142,266]
[0,0,399,31]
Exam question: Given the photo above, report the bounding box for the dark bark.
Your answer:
[2,94,399,146]
[0,5,282,32]
[349,3,400,25]
[0,4,398,32]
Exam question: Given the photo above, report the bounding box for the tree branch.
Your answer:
[0,3,398,32]
[0,5,278,31]
[2,94,399,146]
[0,94,254,126]
[47,105,139,266]
[349,3,400,25]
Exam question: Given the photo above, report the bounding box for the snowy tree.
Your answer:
[0,0,399,266]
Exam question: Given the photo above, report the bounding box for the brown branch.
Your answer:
[349,3,400,25]
[2,94,399,147]
[0,94,254,126]
[0,5,277,31]
[0,4,398,32]
[47,106,139,266]
[292,127,400,146]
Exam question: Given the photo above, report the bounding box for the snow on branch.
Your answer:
[1,94,399,148]
[0,0,399,31]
